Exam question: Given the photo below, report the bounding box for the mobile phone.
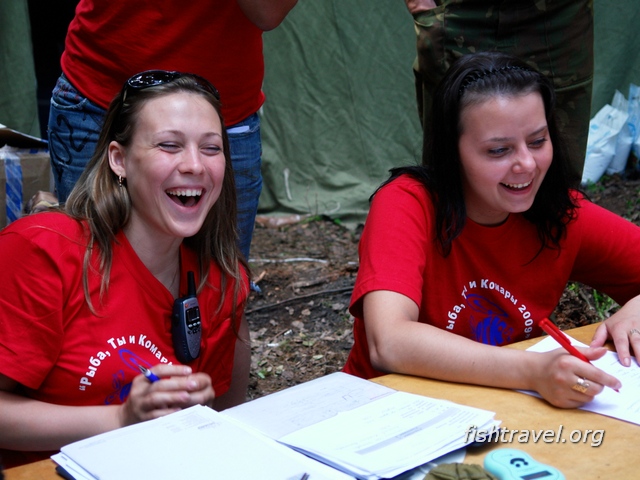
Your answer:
[171,271,201,363]
[484,449,564,480]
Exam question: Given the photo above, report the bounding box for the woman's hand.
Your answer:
[404,0,437,15]
[591,295,640,367]
[119,364,215,427]
[24,190,59,214]
[530,347,621,408]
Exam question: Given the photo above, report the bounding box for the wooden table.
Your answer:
[4,458,57,480]
[5,323,637,479]
[373,322,638,479]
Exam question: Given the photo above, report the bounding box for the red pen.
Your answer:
[539,318,590,363]
[539,317,619,392]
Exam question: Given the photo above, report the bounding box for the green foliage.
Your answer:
[301,215,323,224]
[562,282,618,323]
[583,178,606,194]
[566,282,581,293]
[624,187,640,219]
[592,289,619,320]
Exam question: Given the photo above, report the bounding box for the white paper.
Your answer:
[50,453,95,480]
[54,373,498,480]
[54,405,353,480]
[279,391,496,478]
[225,372,498,480]
[522,334,640,425]
[224,372,397,439]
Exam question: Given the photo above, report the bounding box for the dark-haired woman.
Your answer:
[344,52,640,409]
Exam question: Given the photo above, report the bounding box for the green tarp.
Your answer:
[259,0,640,226]
[1,0,638,225]
[259,0,422,226]
[0,0,40,137]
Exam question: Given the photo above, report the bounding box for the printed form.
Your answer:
[52,404,353,480]
[523,335,640,425]
[224,372,498,480]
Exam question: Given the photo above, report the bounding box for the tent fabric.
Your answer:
[259,0,422,227]
[259,0,640,227]
[591,0,640,114]
[3,0,638,223]
[0,0,40,137]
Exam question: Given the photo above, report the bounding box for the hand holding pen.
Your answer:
[138,365,161,383]
[142,364,215,407]
[118,364,215,427]
[539,318,621,394]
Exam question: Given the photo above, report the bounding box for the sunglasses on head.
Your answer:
[122,70,220,103]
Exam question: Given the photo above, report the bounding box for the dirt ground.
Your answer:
[245,172,640,400]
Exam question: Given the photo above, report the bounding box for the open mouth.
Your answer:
[166,188,203,207]
[501,181,532,191]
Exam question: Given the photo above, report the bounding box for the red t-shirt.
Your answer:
[61,0,265,125]
[343,175,640,379]
[0,213,248,467]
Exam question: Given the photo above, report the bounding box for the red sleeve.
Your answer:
[570,196,640,304]
[0,224,67,388]
[349,176,433,318]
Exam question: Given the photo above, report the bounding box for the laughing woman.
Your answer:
[0,71,250,467]
[343,52,640,409]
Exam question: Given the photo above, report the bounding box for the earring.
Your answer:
[118,175,123,187]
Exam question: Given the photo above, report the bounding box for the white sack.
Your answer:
[582,104,628,185]
[607,90,633,174]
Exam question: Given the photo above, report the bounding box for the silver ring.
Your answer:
[630,328,640,337]
[571,377,590,394]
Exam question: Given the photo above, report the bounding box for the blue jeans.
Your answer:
[48,74,103,203]
[48,74,262,260]
[226,113,262,260]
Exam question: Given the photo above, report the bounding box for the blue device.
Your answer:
[484,449,564,480]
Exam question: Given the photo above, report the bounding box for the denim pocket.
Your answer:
[227,113,261,139]
[50,74,91,111]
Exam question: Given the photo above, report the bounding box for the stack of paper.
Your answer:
[224,372,499,479]
[52,405,353,480]
[52,373,499,480]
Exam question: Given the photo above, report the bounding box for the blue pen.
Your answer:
[138,365,161,383]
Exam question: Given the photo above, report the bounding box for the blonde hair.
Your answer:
[65,74,249,319]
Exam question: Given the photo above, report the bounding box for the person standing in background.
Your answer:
[48,0,298,261]
[404,0,593,179]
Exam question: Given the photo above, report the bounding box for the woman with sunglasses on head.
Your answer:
[47,0,297,264]
[343,51,640,409]
[0,71,250,467]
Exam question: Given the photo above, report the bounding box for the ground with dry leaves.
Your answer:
[245,173,640,400]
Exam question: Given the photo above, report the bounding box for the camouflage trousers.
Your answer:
[412,0,594,177]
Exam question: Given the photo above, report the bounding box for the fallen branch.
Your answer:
[289,276,330,290]
[578,289,595,312]
[245,286,354,315]
[249,257,328,264]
